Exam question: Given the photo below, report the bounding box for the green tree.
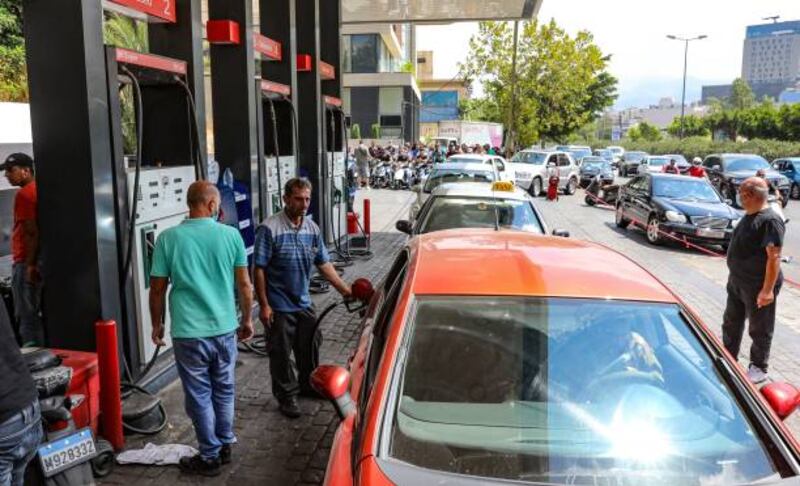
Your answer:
[459,20,617,147]
[740,99,781,140]
[0,0,26,101]
[627,122,661,142]
[729,78,755,110]
[666,114,709,138]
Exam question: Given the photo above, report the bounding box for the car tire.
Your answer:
[615,204,630,229]
[529,177,543,197]
[646,214,663,245]
[791,183,800,200]
[564,178,577,195]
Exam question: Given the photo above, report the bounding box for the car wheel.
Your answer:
[791,183,800,200]
[646,214,663,245]
[615,204,630,229]
[529,177,543,197]
[564,178,577,195]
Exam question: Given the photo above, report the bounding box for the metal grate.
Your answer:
[691,215,729,229]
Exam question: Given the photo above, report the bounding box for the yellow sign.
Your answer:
[491,181,515,192]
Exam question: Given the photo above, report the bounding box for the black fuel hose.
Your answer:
[173,76,207,181]
[265,97,283,204]
[115,66,167,436]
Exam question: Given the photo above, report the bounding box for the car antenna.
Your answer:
[493,188,500,231]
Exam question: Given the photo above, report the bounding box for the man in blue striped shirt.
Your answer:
[253,178,351,418]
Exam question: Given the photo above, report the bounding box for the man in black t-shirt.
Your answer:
[723,177,785,384]
[0,299,42,485]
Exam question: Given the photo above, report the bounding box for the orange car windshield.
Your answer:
[386,297,782,485]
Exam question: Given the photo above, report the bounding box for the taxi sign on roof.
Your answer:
[491,181,515,192]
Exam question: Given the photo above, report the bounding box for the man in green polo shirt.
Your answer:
[149,181,254,477]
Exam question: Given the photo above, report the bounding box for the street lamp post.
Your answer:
[666,34,707,139]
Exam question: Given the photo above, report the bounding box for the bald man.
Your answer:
[723,177,785,384]
[149,181,254,476]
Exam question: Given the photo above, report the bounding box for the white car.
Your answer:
[507,150,580,197]
[396,181,570,237]
[445,154,514,182]
[607,146,625,158]
[409,162,499,220]
[638,155,672,174]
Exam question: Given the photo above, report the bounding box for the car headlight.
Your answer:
[732,217,741,228]
[665,210,687,223]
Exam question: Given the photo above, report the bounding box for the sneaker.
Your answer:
[747,364,769,384]
[179,454,221,477]
[220,444,232,465]
[279,396,302,419]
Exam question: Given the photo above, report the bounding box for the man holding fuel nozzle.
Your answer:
[149,181,254,477]
[253,178,352,419]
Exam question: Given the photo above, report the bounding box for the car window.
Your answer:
[724,156,770,172]
[653,178,721,203]
[788,162,796,172]
[419,197,545,234]
[385,297,785,484]
[548,155,558,166]
[557,155,571,167]
[511,152,547,165]
[423,169,496,193]
[627,176,646,192]
[360,251,409,412]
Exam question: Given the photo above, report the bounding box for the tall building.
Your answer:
[341,24,420,142]
[416,50,470,140]
[703,19,800,104]
[742,20,800,85]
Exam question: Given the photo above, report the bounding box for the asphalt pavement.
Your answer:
[781,202,800,283]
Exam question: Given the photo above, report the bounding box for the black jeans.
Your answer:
[269,308,320,401]
[722,278,781,371]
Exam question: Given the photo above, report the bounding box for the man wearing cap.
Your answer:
[1,153,43,346]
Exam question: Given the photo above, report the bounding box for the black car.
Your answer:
[704,153,791,207]
[578,157,614,188]
[619,151,649,177]
[615,173,742,248]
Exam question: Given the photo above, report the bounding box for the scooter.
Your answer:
[585,175,619,206]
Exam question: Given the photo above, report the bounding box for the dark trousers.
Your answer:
[269,308,320,401]
[722,278,781,371]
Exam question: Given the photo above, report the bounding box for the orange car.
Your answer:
[312,229,800,486]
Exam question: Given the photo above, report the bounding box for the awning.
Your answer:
[342,0,543,24]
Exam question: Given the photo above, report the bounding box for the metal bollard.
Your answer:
[95,320,124,450]
[363,198,371,236]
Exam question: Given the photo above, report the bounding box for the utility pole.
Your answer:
[506,20,520,155]
[667,34,707,139]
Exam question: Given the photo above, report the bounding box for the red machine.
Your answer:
[547,174,560,201]
[52,349,101,435]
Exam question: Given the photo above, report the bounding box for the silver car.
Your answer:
[507,150,580,197]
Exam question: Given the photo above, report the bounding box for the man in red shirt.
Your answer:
[688,157,707,178]
[662,158,680,174]
[1,153,43,346]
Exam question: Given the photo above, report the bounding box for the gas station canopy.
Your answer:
[341,0,543,24]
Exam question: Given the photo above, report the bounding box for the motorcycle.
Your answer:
[585,175,619,206]
[370,162,390,189]
[391,162,412,190]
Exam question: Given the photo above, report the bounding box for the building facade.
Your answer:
[341,24,420,142]
[416,50,470,140]
[742,20,800,85]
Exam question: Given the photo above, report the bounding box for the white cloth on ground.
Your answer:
[116,443,199,466]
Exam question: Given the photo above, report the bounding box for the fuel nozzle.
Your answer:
[344,277,374,313]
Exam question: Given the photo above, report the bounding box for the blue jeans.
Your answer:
[0,401,43,486]
[11,263,43,346]
[173,332,237,460]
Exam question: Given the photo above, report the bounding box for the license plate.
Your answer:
[697,228,725,239]
[38,428,97,477]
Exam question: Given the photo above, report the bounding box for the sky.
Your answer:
[415,0,800,109]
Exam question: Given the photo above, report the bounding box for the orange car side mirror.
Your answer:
[761,382,800,420]
[311,365,355,419]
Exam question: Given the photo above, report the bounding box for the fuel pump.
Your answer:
[324,99,348,248]
[257,81,299,219]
